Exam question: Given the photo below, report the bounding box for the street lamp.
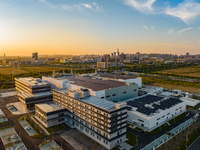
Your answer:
[61,139,63,149]
[186,131,191,148]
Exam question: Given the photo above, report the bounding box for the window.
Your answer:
[106,95,110,98]
[58,118,64,122]
[100,97,104,99]
[138,119,144,122]
[58,113,64,117]
[112,94,116,96]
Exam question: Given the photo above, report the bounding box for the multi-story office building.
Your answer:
[15,77,52,109]
[35,88,127,149]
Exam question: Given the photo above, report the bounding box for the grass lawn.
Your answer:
[46,124,66,134]
[0,126,12,130]
[145,123,169,135]
[169,112,187,125]
[126,132,139,146]
[142,76,200,94]
[134,127,143,132]
[158,65,200,78]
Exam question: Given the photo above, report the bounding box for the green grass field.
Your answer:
[142,76,200,94]
[158,65,200,78]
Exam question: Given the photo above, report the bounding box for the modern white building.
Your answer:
[35,88,127,149]
[42,74,138,102]
[127,95,186,131]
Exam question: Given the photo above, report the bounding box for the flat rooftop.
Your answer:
[18,91,52,99]
[16,77,50,87]
[36,102,64,113]
[56,75,127,91]
[54,88,116,111]
[81,96,116,111]
[98,73,137,80]
[127,95,183,116]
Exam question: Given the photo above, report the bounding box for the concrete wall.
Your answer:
[105,84,138,102]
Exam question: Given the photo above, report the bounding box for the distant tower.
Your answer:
[17,62,20,74]
[53,68,56,78]
[4,53,5,58]
[12,62,16,79]
[70,68,73,74]
[32,52,38,60]
[117,49,120,56]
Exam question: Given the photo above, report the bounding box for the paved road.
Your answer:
[187,136,200,150]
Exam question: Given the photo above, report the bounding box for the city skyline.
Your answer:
[0,0,200,56]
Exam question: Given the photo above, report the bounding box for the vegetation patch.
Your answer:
[126,132,139,146]
[145,123,169,135]
[169,112,187,125]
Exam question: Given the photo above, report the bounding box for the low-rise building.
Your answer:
[127,95,186,131]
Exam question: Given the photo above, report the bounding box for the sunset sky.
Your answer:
[0,0,200,56]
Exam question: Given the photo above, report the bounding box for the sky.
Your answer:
[0,0,200,56]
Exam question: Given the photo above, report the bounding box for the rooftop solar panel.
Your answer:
[82,96,116,110]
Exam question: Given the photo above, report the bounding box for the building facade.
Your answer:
[35,88,127,149]
[127,95,186,131]
[15,77,52,109]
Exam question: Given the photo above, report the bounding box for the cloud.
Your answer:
[39,0,102,12]
[124,0,156,13]
[178,27,194,33]
[143,25,148,30]
[143,25,154,30]
[168,29,175,34]
[165,0,200,24]
[198,27,200,29]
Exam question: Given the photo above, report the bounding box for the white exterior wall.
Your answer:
[95,90,105,97]
[42,76,64,89]
[128,102,186,131]
[123,77,142,88]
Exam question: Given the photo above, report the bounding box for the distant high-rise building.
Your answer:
[103,54,110,61]
[4,53,5,58]
[186,52,189,56]
[136,52,140,59]
[32,52,38,60]
[117,48,120,56]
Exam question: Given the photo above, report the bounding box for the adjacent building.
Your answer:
[42,74,138,102]
[35,88,127,149]
[127,95,186,131]
[15,77,52,109]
